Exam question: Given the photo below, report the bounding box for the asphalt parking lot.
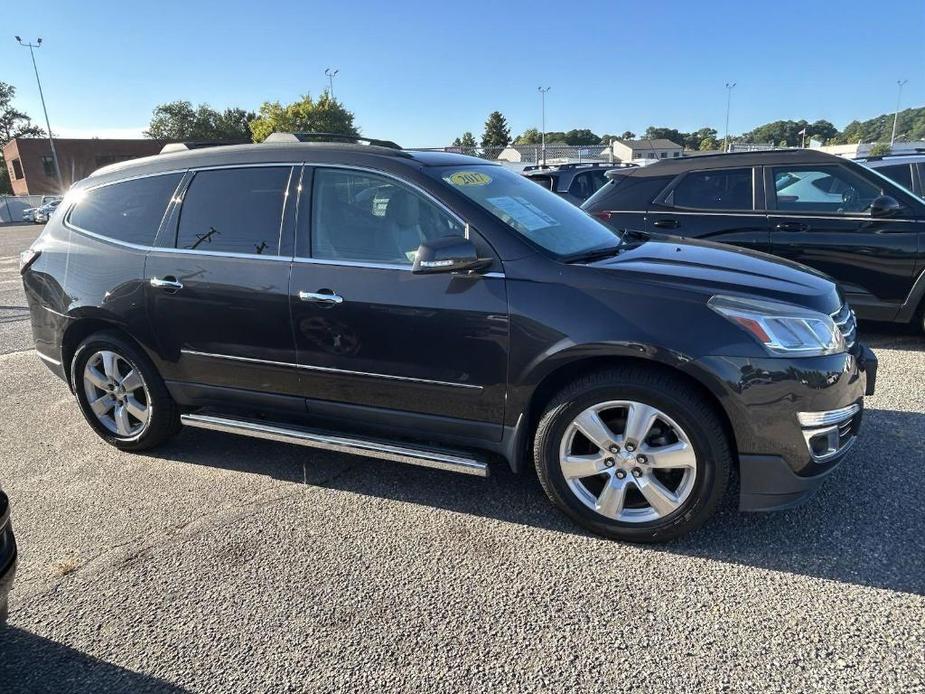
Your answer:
[0,223,922,693]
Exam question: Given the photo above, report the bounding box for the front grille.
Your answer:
[831,302,857,350]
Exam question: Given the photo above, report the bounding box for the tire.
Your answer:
[71,330,180,451]
[533,367,731,543]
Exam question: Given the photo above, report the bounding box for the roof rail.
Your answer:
[265,132,403,149]
[523,162,628,172]
[856,148,925,161]
[160,140,249,154]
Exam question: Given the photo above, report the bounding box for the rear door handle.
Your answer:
[150,276,184,290]
[299,290,343,305]
[775,222,810,232]
[653,219,680,229]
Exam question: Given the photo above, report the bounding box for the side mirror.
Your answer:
[870,195,903,218]
[412,236,492,274]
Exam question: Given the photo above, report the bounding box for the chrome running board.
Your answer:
[180,413,489,477]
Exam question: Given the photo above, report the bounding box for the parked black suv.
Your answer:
[21,136,876,542]
[523,163,629,205]
[583,149,925,330]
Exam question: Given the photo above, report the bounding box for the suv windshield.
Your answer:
[431,165,619,258]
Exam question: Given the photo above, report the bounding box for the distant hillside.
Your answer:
[837,106,925,143]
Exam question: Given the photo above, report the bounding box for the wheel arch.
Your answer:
[61,318,145,391]
[510,352,739,474]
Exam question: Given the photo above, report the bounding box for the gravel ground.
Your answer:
[0,224,923,693]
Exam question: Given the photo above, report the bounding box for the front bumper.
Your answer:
[692,343,876,512]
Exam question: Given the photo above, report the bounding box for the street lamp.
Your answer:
[538,86,550,166]
[723,82,736,153]
[890,79,908,147]
[15,36,63,191]
[325,68,339,99]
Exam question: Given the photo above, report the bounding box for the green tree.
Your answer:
[145,100,254,141]
[563,128,600,145]
[683,127,718,150]
[868,142,892,156]
[644,127,686,145]
[1,82,46,194]
[480,111,511,150]
[620,130,637,140]
[514,128,542,144]
[699,135,720,151]
[249,92,358,143]
[808,119,838,144]
[451,131,478,155]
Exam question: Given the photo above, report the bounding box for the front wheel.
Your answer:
[534,368,732,543]
[71,331,180,451]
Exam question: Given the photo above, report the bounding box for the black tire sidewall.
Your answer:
[537,380,728,542]
[71,333,172,450]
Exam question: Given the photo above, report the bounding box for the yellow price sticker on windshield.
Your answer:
[445,171,492,186]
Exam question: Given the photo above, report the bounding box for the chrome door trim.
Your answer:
[180,349,484,391]
[36,350,62,366]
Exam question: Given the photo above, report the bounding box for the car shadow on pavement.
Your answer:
[860,322,925,353]
[0,626,188,693]
[146,407,925,597]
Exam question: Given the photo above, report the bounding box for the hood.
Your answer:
[588,234,842,315]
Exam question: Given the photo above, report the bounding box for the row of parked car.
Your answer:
[525,150,925,332]
[21,197,62,224]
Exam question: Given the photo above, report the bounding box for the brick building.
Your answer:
[2,137,167,195]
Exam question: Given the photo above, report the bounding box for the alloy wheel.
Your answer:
[558,400,698,523]
[82,350,151,437]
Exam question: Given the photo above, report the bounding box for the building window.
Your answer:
[41,155,56,177]
[660,152,667,158]
[673,151,680,157]
[11,158,24,180]
[648,152,655,159]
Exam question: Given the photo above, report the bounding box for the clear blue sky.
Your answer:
[4,0,924,145]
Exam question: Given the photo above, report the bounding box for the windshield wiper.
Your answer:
[562,244,624,263]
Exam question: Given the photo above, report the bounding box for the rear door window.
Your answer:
[175,167,291,255]
[770,165,881,214]
[68,173,183,245]
[666,168,753,210]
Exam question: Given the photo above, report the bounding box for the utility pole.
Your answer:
[325,68,339,99]
[15,36,63,191]
[538,86,550,166]
[723,82,736,153]
[890,79,908,147]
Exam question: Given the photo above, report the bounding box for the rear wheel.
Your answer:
[534,368,731,542]
[71,331,180,451]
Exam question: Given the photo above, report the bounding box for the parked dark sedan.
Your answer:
[20,135,875,542]
[583,149,925,331]
[0,488,16,623]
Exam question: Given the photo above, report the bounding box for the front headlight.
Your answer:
[708,295,845,357]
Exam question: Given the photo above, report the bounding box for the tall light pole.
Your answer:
[325,68,339,99]
[538,86,550,166]
[723,82,736,153]
[890,79,908,147]
[15,36,63,191]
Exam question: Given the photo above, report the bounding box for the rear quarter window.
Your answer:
[583,174,673,211]
[68,173,183,246]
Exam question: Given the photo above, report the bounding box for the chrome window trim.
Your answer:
[603,209,925,223]
[290,256,504,277]
[180,349,484,391]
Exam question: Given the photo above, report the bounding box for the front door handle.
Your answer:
[299,290,343,305]
[653,218,680,229]
[150,276,184,290]
[775,222,810,232]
